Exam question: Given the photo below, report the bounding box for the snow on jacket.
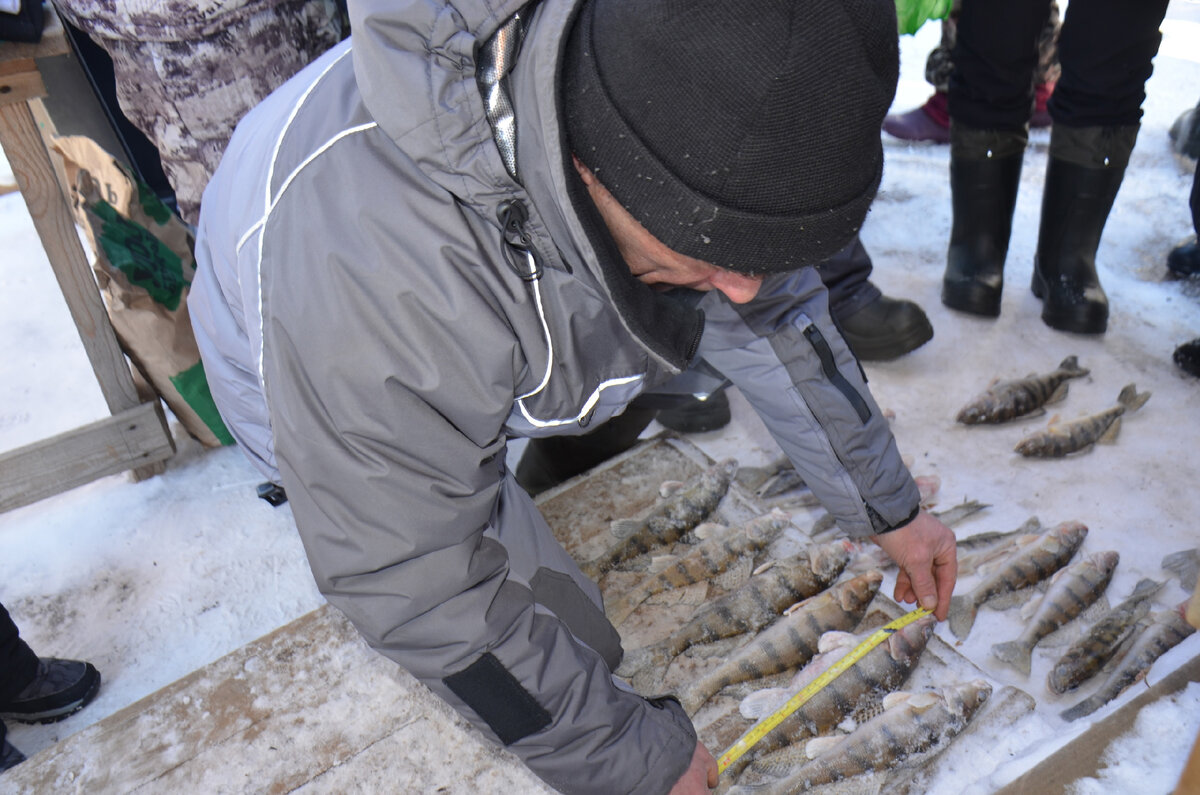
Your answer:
[188,0,921,792]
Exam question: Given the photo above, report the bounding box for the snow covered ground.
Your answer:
[2,9,1199,794]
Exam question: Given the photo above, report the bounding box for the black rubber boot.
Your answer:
[942,125,1027,317]
[1031,125,1138,335]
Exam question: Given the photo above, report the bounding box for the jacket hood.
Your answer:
[349,0,703,374]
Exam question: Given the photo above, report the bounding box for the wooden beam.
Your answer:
[0,401,176,514]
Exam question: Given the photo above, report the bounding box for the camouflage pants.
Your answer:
[52,0,344,224]
[925,0,1061,93]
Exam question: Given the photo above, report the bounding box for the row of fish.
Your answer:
[955,356,1151,457]
[944,512,1196,722]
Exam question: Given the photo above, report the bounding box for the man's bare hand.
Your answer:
[668,741,718,794]
[869,510,957,621]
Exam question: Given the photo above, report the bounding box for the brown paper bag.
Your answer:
[53,135,233,448]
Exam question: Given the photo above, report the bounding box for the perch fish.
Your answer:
[579,458,737,579]
[616,541,851,685]
[990,550,1119,676]
[947,521,1088,640]
[723,615,937,781]
[676,571,883,716]
[1014,384,1150,458]
[605,509,791,626]
[1047,577,1163,695]
[1061,604,1195,722]
[728,680,993,794]
[956,355,1089,424]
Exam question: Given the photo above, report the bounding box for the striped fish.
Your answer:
[1061,604,1196,722]
[728,680,992,794]
[947,521,1088,640]
[676,571,883,716]
[579,458,737,580]
[605,510,792,627]
[1014,384,1151,458]
[1047,578,1163,695]
[991,551,1119,676]
[956,356,1089,424]
[615,541,851,686]
[722,615,936,782]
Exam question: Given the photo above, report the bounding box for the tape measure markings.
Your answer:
[716,606,932,773]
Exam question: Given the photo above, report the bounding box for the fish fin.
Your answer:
[1161,549,1200,591]
[881,690,914,710]
[691,521,726,541]
[804,736,845,758]
[817,631,858,653]
[1025,407,1048,419]
[1129,578,1165,601]
[948,594,977,639]
[739,687,789,720]
[609,518,644,540]
[734,465,772,493]
[1059,355,1088,375]
[1046,414,1061,427]
[1097,417,1122,444]
[1117,384,1151,412]
[657,480,685,499]
[991,640,1033,676]
[1046,382,1071,406]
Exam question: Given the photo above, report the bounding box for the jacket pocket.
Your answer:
[801,321,871,424]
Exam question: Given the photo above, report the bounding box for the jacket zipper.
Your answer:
[498,200,543,281]
[802,321,871,424]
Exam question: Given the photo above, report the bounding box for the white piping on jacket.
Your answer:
[511,248,644,428]
[232,45,376,396]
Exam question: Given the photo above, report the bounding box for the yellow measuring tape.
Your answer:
[717,606,931,773]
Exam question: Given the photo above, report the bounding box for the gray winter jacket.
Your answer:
[188,0,920,792]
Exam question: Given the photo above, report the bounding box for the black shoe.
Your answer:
[0,658,101,725]
[515,404,658,497]
[0,737,25,772]
[942,126,1027,317]
[655,390,731,434]
[1167,237,1200,278]
[837,295,933,361]
[1175,338,1200,377]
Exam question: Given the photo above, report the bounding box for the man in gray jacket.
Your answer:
[189,0,957,792]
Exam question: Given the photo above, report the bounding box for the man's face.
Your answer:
[575,158,764,304]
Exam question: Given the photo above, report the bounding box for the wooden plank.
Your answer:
[1,606,553,793]
[995,651,1200,795]
[0,57,47,107]
[0,401,175,514]
[0,99,141,413]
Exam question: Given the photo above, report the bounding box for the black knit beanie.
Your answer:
[563,0,899,274]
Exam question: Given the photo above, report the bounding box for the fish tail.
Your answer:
[991,640,1033,676]
[1061,696,1102,722]
[1117,384,1151,413]
[1059,356,1088,377]
[948,595,976,640]
[605,591,644,628]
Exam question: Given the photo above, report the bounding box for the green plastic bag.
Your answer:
[895,0,952,35]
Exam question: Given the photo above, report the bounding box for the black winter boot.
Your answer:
[1031,125,1138,335]
[942,125,1027,317]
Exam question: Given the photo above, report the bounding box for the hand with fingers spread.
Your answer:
[870,510,958,621]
